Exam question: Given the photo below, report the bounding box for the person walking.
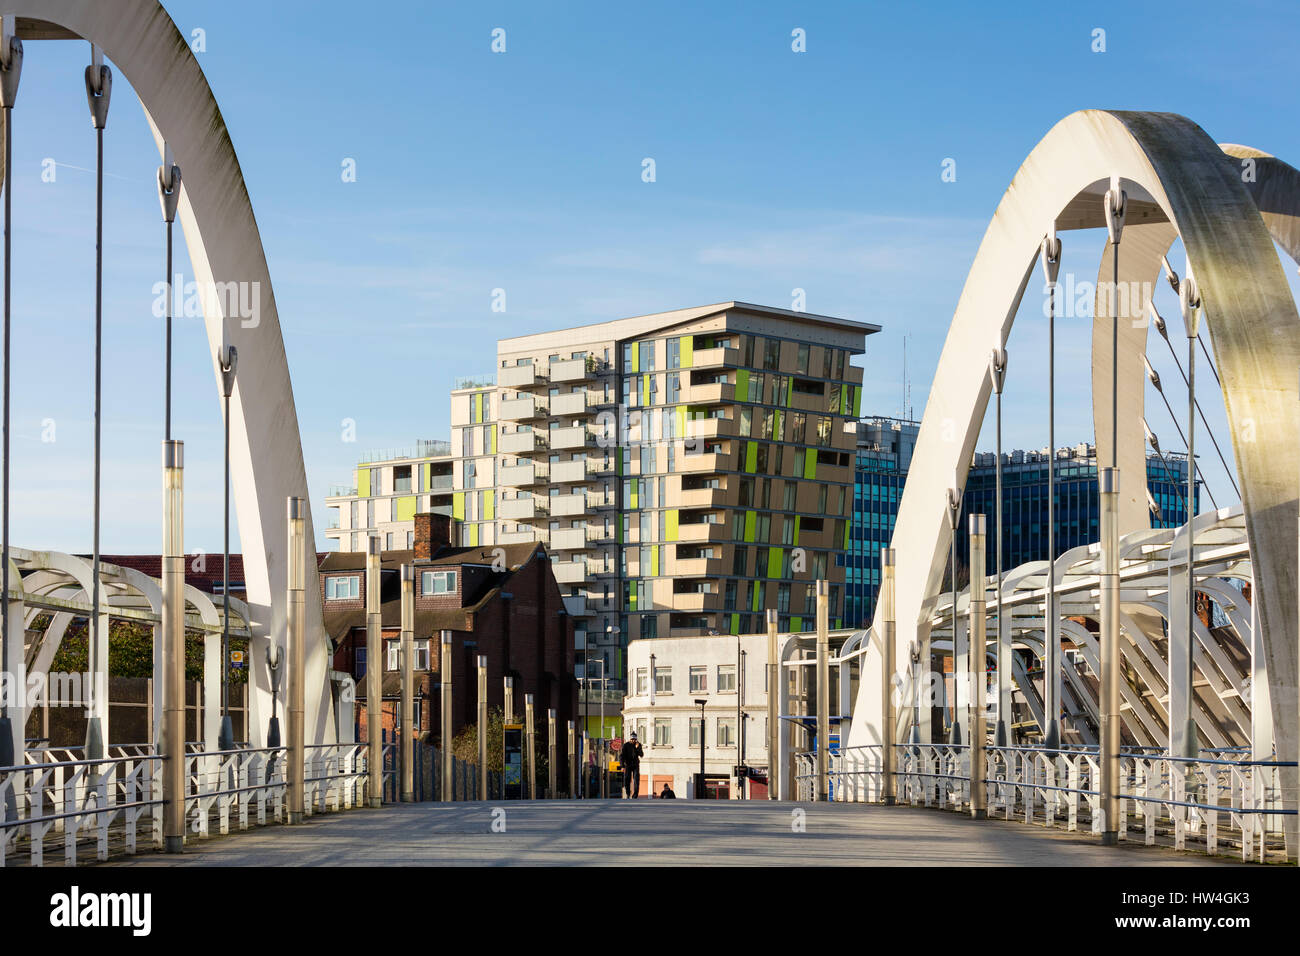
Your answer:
[619,732,644,798]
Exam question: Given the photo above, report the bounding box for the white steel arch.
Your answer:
[5,2,335,746]
[849,112,1299,814]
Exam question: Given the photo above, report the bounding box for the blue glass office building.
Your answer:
[840,418,1199,628]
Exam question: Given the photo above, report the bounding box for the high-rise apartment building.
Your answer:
[328,301,876,688]
[325,441,454,552]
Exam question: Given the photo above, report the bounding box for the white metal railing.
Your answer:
[1,742,382,867]
[791,742,1294,862]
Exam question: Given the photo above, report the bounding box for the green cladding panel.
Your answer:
[767,547,783,579]
[793,515,801,546]
[396,496,417,521]
[743,510,757,542]
[803,453,817,480]
[791,616,802,632]
[357,469,370,497]
[745,441,758,473]
[735,368,750,401]
[452,492,465,521]
[681,336,694,368]
[730,612,740,635]
[665,509,679,541]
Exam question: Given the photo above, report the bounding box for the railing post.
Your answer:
[766,608,779,800]
[525,694,536,800]
[478,655,488,800]
[968,514,987,819]
[815,579,829,802]
[400,564,415,802]
[440,632,453,801]
[1099,466,1121,844]
[548,708,557,798]
[567,719,576,798]
[287,496,306,824]
[881,548,896,805]
[161,440,185,852]
[365,537,383,807]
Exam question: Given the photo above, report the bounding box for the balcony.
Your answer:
[677,485,727,508]
[550,459,588,484]
[552,560,588,585]
[690,346,739,370]
[587,555,615,575]
[550,492,588,517]
[551,527,589,551]
[671,590,721,612]
[684,381,735,405]
[585,491,613,509]
[674,556,725,577]
[499,395,546,421]
[684,417,736,441]
[498,364,544,389]
[498,496,545,521]
[499,430,546,456]
[549,357,591,384]
[499,460,547,487]
[677,451,728,474]
[562,595,588,616]
[550,390,589,417]
[427,474,454,492]
[498,529,539,545]
[586,456,616,476]
[677,522,728,544]
[550,424,590,450]
[585,524,614,544]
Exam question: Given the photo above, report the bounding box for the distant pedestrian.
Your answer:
[619,732,643,798]
[659,783,676,799]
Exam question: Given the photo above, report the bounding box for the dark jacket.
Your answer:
[659,786,676,799]
[619,738,643,768]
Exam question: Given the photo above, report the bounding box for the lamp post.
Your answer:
[989,348,1010,747]
[695,698,707,799]
[766,609,779,799]
[217,340,237,753]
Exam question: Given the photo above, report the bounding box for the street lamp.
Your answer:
[695,699,707,799]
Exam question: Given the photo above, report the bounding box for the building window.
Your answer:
[717,663,736,693]
[355,646,367,678]
[387,638,432,671]
[654,666,672,694]
[326,575,360,600]
[406,531,414,549]
[654,717,672,746]
[422,570,457,594]
[690,716,703,747]
[394,465,412,493]
[667,337,681,369]
[689,665,707,693]
[717,717,737,747]
[635,668,648,696]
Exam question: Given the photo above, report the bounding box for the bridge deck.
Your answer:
[105,801,1243,866]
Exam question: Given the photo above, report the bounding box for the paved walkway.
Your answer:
[108,801,1242,866]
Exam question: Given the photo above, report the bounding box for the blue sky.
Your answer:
[6,0,1296,552]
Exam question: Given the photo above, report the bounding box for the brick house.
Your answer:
[322,513,577,781]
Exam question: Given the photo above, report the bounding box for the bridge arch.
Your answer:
[848,111,1299,789]
[7,1,334,745]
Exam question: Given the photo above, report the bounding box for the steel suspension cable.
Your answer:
[85,47,111,757]
[1143,356,1218,510]
[1147,302,1238,497]
[0,24,21,765]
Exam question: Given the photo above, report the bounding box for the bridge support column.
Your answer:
[967,515,987,819]
[365,538,382,807]
[816,580,829,802]
[400,565,414,803]
[162,440,185,851]
[881,549,896,804]
[287,497,306,824]
[1099,468,1121,844]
